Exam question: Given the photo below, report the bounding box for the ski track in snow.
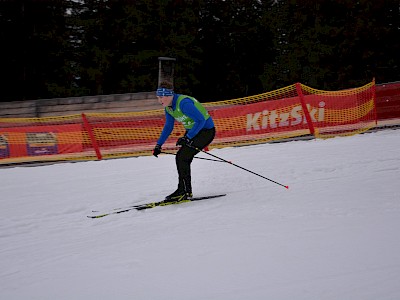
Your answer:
[1,129,400,300]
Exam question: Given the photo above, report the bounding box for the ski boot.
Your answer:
[164,177,193,203]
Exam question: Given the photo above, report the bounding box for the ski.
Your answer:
[87,194,227,219]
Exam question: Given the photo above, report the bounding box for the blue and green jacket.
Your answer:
[157,94,214,146]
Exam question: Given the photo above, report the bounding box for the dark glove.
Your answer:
[176,136,193,147]
[152,144,162,157]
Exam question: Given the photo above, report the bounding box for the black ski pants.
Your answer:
[176,127,216,184]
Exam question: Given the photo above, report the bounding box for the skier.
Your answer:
[152,83,215,202]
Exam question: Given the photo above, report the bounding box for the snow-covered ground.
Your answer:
[1,129,400,300]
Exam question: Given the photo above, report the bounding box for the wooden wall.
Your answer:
[0,91,160,118]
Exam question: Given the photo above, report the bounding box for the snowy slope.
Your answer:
[1,129,400,300]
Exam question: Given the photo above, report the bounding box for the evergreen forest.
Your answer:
[1,0,399,102]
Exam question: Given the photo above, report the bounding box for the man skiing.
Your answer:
[152,83,215,202]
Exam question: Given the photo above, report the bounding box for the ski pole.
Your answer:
[188,145,289,189]
[161,151,225,163]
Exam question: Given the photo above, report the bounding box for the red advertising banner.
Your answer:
[0,124,83,158]
[0,81,377,164]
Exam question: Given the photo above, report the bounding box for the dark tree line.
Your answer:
[1,0,399,102]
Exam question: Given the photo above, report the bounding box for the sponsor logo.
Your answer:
[247,102,325,131]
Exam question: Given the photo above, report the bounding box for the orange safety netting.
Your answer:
[0,81,376,164]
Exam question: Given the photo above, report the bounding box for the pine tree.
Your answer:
[197,0,273,101]
[0,0,70,101]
